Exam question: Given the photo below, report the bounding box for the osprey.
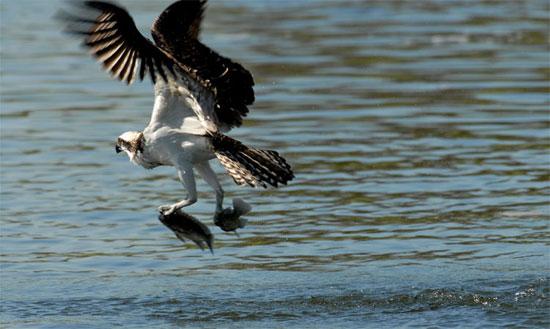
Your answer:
[62,0,294,216]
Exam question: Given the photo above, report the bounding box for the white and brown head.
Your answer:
[115,131,144,161]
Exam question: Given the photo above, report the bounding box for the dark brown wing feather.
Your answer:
[60,1,176,84]
[152,0,255,128]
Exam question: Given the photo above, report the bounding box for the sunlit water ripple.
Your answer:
[1,0,549,328]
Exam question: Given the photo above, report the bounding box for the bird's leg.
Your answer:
[195,161,224,215]
[158,165,197,215]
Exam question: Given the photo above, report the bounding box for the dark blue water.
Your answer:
[1,0,549,327]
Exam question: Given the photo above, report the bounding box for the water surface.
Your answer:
[1,0,549,327]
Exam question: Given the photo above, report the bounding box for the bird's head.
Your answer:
[115,131,144,160]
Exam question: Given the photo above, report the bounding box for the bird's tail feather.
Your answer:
[211,133,294,188]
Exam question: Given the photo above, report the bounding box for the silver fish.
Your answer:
[214,198,251,235]
[158,210,214,253]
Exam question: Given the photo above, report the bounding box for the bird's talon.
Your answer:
[158,205,177,215]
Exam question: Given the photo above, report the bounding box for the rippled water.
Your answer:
[1,0,549,327]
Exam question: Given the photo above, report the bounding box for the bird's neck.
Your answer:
[130,151,159,169]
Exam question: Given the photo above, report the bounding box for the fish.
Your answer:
[158,210,214,254]
[214,198,251,235]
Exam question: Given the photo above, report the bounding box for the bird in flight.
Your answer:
[61,0,294,216]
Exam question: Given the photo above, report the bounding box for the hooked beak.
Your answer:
[115,145,122,153]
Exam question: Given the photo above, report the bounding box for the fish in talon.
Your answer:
[158,210,214,253]
[232,198,252,216]
[214,210,248,233]
[214,198,251,233]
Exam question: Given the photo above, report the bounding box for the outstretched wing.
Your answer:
[61,0,254,134]
[61,1,177,84]
[152,0,255,129]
